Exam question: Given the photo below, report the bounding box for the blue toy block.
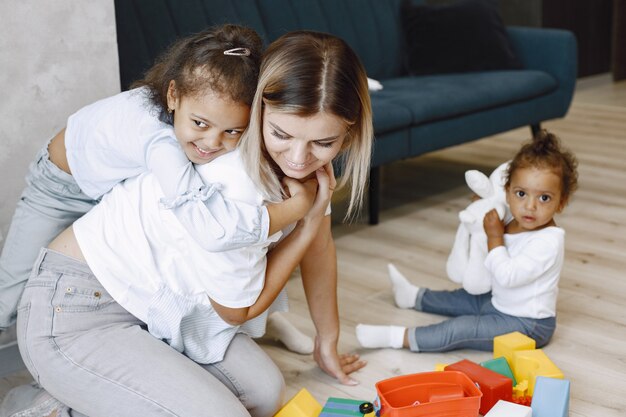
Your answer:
[530,377,570,417]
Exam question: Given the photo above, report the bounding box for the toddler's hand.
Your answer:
[483,209,505,239]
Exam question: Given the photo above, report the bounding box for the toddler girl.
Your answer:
[356,130,578,352]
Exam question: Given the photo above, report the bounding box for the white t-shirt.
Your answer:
[485,226,565,319]
[65,87,268,251]
[74,149,284,363]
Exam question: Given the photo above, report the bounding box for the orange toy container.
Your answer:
[374,371,482,417]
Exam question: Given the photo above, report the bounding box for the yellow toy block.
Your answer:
[512,349,564,396]
[274,388,322,417]
[513,379,529,398]
[493,331,536,367]
[434,363,449,372]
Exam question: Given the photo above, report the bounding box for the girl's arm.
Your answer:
[483,215,563,288]
[209,166,333,325]
[148,137,311,251]
[209,177,320,325]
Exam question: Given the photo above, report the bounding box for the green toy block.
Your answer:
[319,397,373,416]
[481,356,517,385]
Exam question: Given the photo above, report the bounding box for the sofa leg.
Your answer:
[531,123,542,137]
[368,166,380,225]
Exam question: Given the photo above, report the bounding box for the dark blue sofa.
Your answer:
[114,0,577,224]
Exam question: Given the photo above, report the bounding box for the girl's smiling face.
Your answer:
[262,107,348,179]
[168,82,250,165]
[506,166,565,233]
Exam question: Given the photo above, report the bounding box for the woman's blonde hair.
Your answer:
[240,30,373,220]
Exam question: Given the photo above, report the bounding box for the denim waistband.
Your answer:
[34,137,82,190]
[33,248,94,278]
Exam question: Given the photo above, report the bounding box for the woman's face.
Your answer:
[262,107,348,179]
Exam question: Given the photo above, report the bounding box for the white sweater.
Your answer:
[485,227,565,319]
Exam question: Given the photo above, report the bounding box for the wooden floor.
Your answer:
[2,75,625,416]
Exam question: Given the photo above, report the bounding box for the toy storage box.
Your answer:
[374,371,482,417]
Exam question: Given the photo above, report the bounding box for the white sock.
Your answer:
[265,312,314,354]
[388,263,419,309]
[355,324,406,349]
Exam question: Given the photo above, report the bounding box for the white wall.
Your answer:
[0,0,120,248]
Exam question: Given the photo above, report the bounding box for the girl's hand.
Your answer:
[483,209,505,238]
[313,336,366,386]
[484,209,505,251]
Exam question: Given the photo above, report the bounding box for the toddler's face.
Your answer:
[506,167,564,233]
[168,86,250,165]
[262,107,347,180]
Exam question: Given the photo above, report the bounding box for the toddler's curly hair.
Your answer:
[506,130,579,204]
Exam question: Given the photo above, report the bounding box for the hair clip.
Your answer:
[223,47,251,56]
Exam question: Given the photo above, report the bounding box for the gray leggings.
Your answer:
[17,249,285,417]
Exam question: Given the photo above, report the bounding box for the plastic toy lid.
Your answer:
[359,402,374,413]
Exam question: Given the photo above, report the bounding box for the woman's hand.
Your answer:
[303,163,336,223]
[282,176,318,217]
[313,336,366,386]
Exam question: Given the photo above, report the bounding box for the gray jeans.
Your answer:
[408,288,556,352]
[16,249,285,417]
[0,139,97,330]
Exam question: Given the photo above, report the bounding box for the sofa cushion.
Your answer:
[402,0,522,75]
[376,70,556,125]
[370,98,414,134]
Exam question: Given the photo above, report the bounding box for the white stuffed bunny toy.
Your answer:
[446,161,511,294]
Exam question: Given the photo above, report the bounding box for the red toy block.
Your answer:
[445,359,513,415]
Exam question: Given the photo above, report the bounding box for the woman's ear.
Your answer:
[166,80,178,111]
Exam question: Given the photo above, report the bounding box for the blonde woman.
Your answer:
[5,31,373,417]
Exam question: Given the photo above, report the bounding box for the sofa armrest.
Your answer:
[506,26,578,115]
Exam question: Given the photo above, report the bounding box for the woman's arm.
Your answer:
[299,216,366,386]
